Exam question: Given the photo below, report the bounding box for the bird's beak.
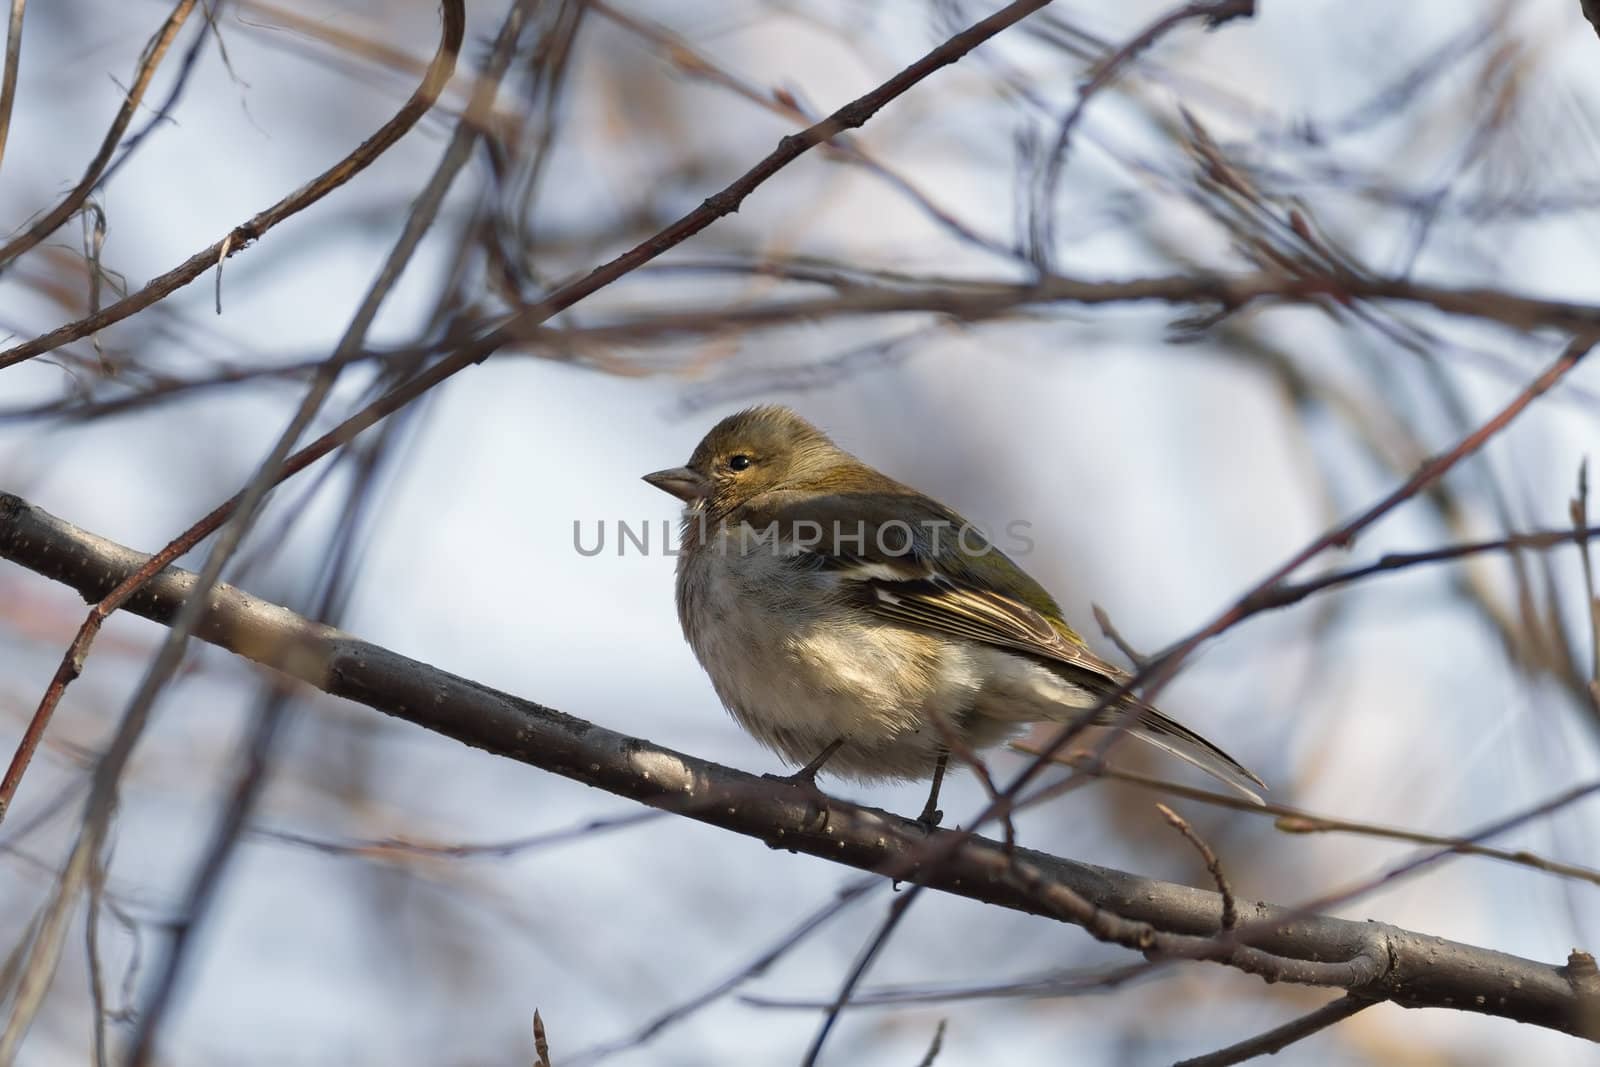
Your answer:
[643,466,710,503]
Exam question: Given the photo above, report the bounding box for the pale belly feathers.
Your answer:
[675,527,1098,781]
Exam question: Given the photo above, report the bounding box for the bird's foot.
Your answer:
[913,750,949,832]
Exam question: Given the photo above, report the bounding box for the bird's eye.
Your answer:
[727,454,753,472]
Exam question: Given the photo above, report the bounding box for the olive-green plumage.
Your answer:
[645,405,1264,818]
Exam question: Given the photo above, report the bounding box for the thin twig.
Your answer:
[915,1019,947,1067]
[571,877,880,1064]
[535,271,1600,341]
[84,841,111,1067]
[1572,460,1600,710]
[0,5,466,1058]
[0,0,466,826]
[1030,0,1256,266]
[1011,746,1600,888]
[0,0,458,369]
[0,0,198,269]
[1174,993,1375,1067]
[802,891,917,1066]
[741,959,1157,1009]
[252,809,662,861]
[1093,602,1149,667]
[1155,803,1235,929]
[1257,523,1600,611]
[0,0,26,176]
[96,0,228,190]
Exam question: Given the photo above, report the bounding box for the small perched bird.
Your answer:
[645,405,1263,826]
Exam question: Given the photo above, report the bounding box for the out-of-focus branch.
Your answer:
[1174,994,1376,1067]
[1030,0,1256,265]
[0,0,467,827]
[0,0,26,177]
[0,0,465,370]
[1011,748,1600,888]
[1573,464,1600,710]
[0,0,1054,370]
[504,270,1600,343]
[0,0,197,269]
[589,0,1013,259]
[1251,524,1600,613]
[1,491,1596,1041]
[0,0,1059,831]
[0,5,469,1058]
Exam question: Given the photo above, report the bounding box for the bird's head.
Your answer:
[643,405,855,517]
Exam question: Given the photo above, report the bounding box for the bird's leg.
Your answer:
[763,738,844,832]
[784,739,844,790]
[916,750,949,831]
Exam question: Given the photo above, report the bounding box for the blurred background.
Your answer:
[3,0,1600,1063]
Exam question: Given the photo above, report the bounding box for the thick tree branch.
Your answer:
[1,491,1597,1041]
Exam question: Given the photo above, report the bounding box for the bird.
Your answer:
[644,405,1264,826]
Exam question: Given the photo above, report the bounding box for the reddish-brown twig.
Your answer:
[0,0,467,825]
[0,0,460,369]
[0,0,198,269]
[1156,803,1236,929]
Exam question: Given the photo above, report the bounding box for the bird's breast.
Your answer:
[673,530,985,778]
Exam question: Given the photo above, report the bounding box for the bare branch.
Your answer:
[0,0,197,269]
[1572,461,1600,710]
[1,491,1596,1040]
[1156,803,1236,930]
[0,0,465,369]
[1174,993,1376,1067]
[1031,0,1256,265]
[0,0,26,176]
[0,2,469,1055]
[0,0,468,826]
[915,1019,947,1067]
[1016,750,1600,889]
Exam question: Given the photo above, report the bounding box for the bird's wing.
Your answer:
[841,559,1129,691]
[739,492,1266,800]
[735,488,1120,682]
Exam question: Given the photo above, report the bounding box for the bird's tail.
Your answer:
[1096,703,1266,805]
